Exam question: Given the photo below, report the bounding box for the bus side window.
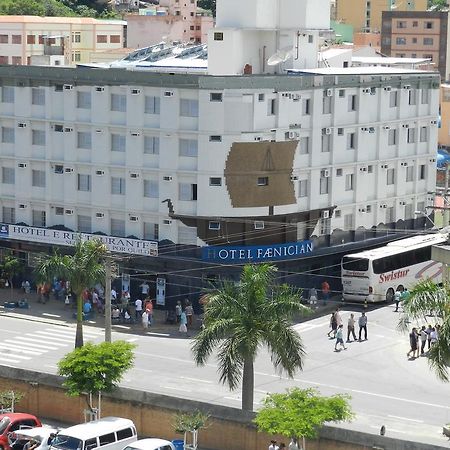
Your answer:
[85,439,98,450]
[99,434,115,446]
[116,429,133,441]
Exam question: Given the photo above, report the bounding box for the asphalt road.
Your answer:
[1,303,450,448]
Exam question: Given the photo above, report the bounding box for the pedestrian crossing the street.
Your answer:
[0,326,104,365]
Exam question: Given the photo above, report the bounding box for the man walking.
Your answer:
[420,325,428,355]
[347,313,356,342]
[358,312,368,341]
[321,280,330,305]
[135,297,143,321]
[394,289,402,312]
[407,327,419,359]
[335,324,347,351]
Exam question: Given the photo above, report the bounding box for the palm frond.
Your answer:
[217,337,244,390]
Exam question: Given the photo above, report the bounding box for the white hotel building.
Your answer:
[0,0,440,299]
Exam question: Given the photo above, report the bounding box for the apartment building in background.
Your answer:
[336,0,428,32]
[126,0,213,48]
[0,16,126,66]
[381,11,449,81]
[439,84,450,147]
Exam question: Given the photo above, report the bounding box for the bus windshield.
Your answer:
[342,257,369,272]
[51,435,82,450]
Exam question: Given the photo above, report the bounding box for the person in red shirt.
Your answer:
[321,280,330,304]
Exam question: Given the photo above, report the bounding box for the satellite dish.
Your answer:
[267,48,293,66]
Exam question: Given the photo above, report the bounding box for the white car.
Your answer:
[123,439,175,450]
[8,427,59,450]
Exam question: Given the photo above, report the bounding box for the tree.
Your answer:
[192,263,309,411]
[173,410,209,450]
[197,0,216,16]
[255,388,354,450]
[58,341,135,417]
[398,279,450,381]
[428,0,448,11]
[1,252,23,302]
[35,239,106,348]
[0,390,24,413]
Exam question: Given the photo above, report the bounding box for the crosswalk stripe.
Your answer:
[11,336,67,348]
[4,339,59,351]
[0,356,23,364]
[46,327,103,336]
[0,350,32,360]
[33,331,75,341]
[0,343,45,355]
[45,328,102,338]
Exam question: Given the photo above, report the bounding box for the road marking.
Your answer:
[0,343,44,355]
[373,334,385,338]
[126,338,139,342]
[0,350,32,359]
[146,332,170,337]
[0,356,22,364]
[33,331,74,341]
[3,339,59,351]
[387,415,424,423]
[113,325,130,330]
[161,386,192,393]
[44,364,58,369]
[12,336,68,347]
[46,327,102,337]
[135,351,194,364]
[42,313,61,318]
[180,376,213,384]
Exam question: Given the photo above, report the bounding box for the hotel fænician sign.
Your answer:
[202,240,313,263]
[0,224,158,256]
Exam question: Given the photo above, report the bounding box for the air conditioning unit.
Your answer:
[431,120,437,125]
[380,204,387,208]
[131,89,141,95]
[64,127,73,132]
[290,175,298,181]
[54,165,64,174]
[358,208,366,213]
[54,124,64,132]
[18,204,27,209]
[95,212,105,219]
[17,122,27,128]
[430,158,436,163]
[129,216,139,222]
[401,162,408,167]
[383,126,391,130]
[130,172,139,178]
[130,131,140,137]
[323,127,332,135]
[254,221,265,230]
[399,201,406,206]
[63,84,74,90]
[403,85,411,90]
[65,209,74,215]
[95,170,104,176]
[360,166,367,172]
[368,127,375,133]
[402,124,410,128]
[325,89,333,97]
[361,127,369,132]
[18,163,27,168]
[95,129,103,134]
[321,169,330,177]
[164,91,174,97]
[95,86,105,92]
[292,94,301,100]
[163,219,172,225]
[288,131,299,139]
[362,88,370,94]
[384,86,392,91]
[254,136,262,141]
[321,210,330,219]
[381,164,388,169]
[64,167,74,173]
[163,176,173,181]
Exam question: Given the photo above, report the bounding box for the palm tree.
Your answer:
[35,239,106,348]
[192,263,309,411]
[398,279,450,381]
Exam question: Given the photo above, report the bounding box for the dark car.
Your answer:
[0,414,42,450]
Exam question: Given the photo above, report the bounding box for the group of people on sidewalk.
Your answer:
[327,308,368,351]
[268,438,300,450]
[407,324,440,359]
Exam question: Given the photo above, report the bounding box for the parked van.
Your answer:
[123,439,175,450]
[50,417,137,450]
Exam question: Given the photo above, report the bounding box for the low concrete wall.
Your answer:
[0,366,447,450]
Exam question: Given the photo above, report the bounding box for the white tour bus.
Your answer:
[341,233,447,303]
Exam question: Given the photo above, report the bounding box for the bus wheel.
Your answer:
[386,288,395,302]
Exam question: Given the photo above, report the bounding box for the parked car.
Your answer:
[123,438,175,450]
[8,427,59,450]
[0,414,42,450]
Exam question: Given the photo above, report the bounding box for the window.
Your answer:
[388,129,397,145]
[110,35,120,43]
[2,167,14,184]
[320,176,329,195]
[111,134,126,152]
[397,21,406,28]
[179,183,198,201]
[303,98,310,115]
[299,179,308,197]
[77,131,92,150]
[32,130,45,146]
[143,179,159,198]
[111,94,126,112]
[337,128,344,136]
[111,177,126,195]
[179,139,198,157]
[32,210,46,227]
[77,215,91,233]
[2,86,14,103]
[323,95,332,114]
[214,32,223,41]
[0,56,8,64]
[321,134,331,153]
[408,89,416,105]
[32,169,46,187]
[268,98,276,116]
[144,136,159,154]
[387,168,395,185]
[407,128,416,143]
[144,222,159,240]
[299,136,309,155]
[27,35,35,44]
[180,99,199,117]
[0,35,8,44]
[209,135,222,142]
[336,168,343,176]
[77,91,91,109]
[257,177,269,186]
[348,94,357,112]
[347,132,356,150]
[419,164,426,180]
[209,221,220,230]
[110,218,125,237]
[389,91,398,107]
[72,52,81,62]
[11,35,21,44]
[425,21,433,29]
[421,89,429,104]
[97,35,107,43]
[72,32,81,43]
[209,177,222,186]
[258,93,265,102]
[406,166,414,182]
[77,174,91,192]
[345,173,354,191]
[2,127,14,143]
[339,89,345,98]
[54,165,64,174]
[31,88,45,106]
[420,126,428,142]
[10,56,20,66]
[412,21,418,27]
[3,206,15,224]
[144,96,160,114]
[210,92,222,102]
[396,37,406,45]
[344,214,354,231]
[116,429,133,441]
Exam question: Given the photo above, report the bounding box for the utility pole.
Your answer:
[445,166,450,228]
[105,255,112,343]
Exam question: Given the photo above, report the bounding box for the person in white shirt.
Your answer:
[135,298,143,320]
[268,440,279,450]
[288,438,299,450]
[111,288,117,302]
[140,281,150,296]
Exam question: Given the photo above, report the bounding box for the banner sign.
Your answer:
[0,223,158,256]
[156,277,166,306]
[202,240,313,263]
